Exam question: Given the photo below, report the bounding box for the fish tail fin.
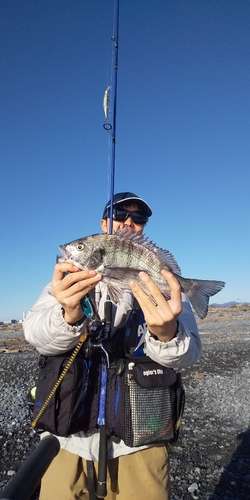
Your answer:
[176,276,226,319]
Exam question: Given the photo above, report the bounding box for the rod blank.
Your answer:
[0,435,60,500]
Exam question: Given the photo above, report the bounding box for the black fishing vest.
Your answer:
[32,304,184,446]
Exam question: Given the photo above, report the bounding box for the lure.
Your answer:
[103,85,110,120]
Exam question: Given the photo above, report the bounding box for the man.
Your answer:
[23,191,202,500]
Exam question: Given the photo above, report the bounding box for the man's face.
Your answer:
[101,203,145,234]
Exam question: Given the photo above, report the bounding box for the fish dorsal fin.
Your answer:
[114,228,181,275]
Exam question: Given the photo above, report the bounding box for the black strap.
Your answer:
[86,460,100,500]
[124,303,141,356]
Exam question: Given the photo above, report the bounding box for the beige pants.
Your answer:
[39,445,170,500]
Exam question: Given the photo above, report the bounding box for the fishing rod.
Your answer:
[103,0,120,234]
[94,2,121,497]
[0,436,60,500]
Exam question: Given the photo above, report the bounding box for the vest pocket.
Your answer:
[33,353,100,437]
[105,360,185,447]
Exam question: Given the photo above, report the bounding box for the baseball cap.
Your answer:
[102,192,152,218]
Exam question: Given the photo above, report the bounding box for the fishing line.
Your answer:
[103,0,120,234]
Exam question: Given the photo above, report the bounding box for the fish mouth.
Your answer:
[58,245,70,259]
[57,246,84,270]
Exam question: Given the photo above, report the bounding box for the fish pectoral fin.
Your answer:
[103,267,139,304]
[107,284,124,304]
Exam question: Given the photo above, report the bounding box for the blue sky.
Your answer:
[1,0,249,321]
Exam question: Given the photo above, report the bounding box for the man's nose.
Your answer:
[123,216,134,227]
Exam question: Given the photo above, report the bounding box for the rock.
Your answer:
[7,470,16,476]
[188,482,199,493]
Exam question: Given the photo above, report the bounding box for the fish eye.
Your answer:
[76,243,85,251]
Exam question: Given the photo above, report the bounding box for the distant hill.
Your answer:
[211,301,250,307]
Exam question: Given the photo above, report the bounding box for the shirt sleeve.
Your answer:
[145,294,202,369]
[23,284,88,355]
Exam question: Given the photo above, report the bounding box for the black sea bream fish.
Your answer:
[59,229,225,319]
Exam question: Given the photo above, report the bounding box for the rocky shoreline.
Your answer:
[0,304,250,499]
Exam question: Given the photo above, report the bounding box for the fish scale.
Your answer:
[97,236,167,291]
[102,236,171,289]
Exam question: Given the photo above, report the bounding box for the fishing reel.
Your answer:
[82,301,112,365]
[83,320,110,364]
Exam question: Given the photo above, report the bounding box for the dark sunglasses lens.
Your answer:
[113,209,147,224]
[112,211,126,221]
[131,213,148,224]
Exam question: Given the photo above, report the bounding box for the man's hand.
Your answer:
[51,263,102,325]
[130,269,182,342]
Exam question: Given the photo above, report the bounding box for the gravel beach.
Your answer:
[0,304,250,500]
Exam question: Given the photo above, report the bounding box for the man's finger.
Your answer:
[161,269,182,302]
[52,262,82,283]
[129,279,161,319]
[61,274,102,297]
[52,264,99,288]
[63,270,100,287]
[137,271,169,309]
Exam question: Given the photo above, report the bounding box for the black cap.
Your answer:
[102,192,152,218]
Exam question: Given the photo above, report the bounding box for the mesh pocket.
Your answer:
[105,360,185,447]
[124,369,175,447]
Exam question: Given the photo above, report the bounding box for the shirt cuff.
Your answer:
[149,320,179,342]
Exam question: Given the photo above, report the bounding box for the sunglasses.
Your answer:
[105,207,148,225]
